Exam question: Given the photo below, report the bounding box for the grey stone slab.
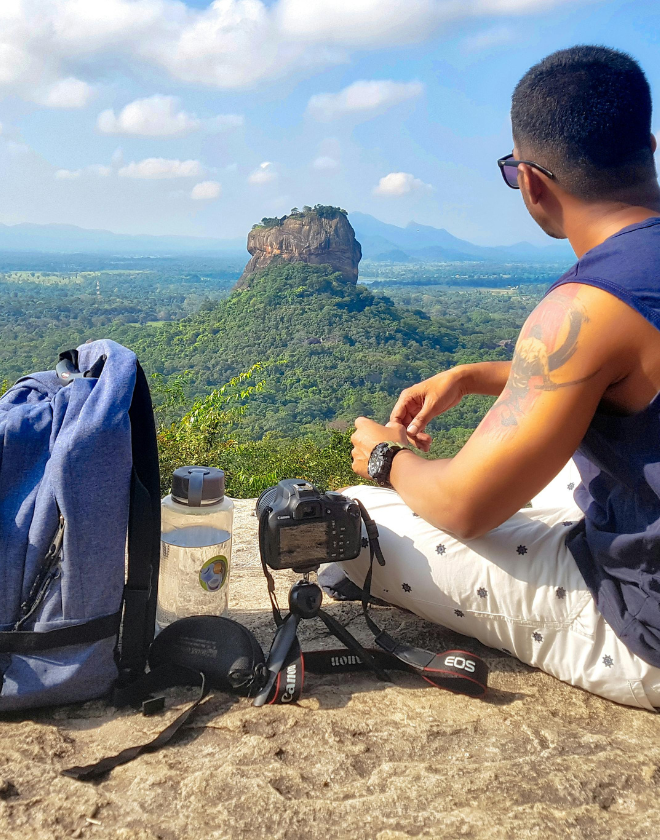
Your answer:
[1,499,659,840]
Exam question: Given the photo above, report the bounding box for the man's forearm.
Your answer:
[460,361,511,397]
[387,361,512,534]
[388,449,469,536]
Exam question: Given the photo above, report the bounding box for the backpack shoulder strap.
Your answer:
[115,362,161,686]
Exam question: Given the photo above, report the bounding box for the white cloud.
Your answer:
[0,1,586,101]
[280,0,577,46]
[312,156,339,171]
[373,171,433,196]
[476,0,570,12]
[118,158,204,179]
[97,94,244,137]
[248,161,277,185]
[206,114,244,132]
[98,95,200,136]
[462,25,515,51]
[41,77,93,109]
[87,164,112,177]
[55,164,113,179]
[191,180,222,200]
[0,122,3,135]
[308,80,423,121]
[55,168,82,180]
[4,141,30,156]
[278,0,449,46]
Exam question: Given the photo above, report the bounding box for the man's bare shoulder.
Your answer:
[541,281,639,359]
[510,283,612,377]
[551,281,660,411]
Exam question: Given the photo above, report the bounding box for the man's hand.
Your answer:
[390,362,513,449]
[351,417,409,478]
[389,368,468,449]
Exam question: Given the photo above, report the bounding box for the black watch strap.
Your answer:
[368,441,408,487]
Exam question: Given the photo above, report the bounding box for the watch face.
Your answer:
[368,443,388,482]
[367,451,381,477]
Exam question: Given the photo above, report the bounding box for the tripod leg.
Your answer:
[253,613,301,707]
[317,609,390,682]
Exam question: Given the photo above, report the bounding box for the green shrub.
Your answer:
[154,364,369,498]
[214,430,368,498]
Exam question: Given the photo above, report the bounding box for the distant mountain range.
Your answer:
[349,213,574,264]
[0,223,245,255]
[0,215,574,264]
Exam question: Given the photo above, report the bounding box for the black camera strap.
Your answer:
[63,499,487,783]
[62,614,306,782]
[354,499,489,698]
[259,507,284,626]
[62,668,210,782]
[257,506,389,691]
[258,499,487,697]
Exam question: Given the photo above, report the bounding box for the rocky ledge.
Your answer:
[236,206,362,288]
[1,499,659,840]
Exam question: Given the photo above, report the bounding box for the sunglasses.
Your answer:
[497,154,555,189]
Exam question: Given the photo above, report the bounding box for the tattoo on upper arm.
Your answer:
[478,288,597,438]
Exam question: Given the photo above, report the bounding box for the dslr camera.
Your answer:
[256,479,362,572]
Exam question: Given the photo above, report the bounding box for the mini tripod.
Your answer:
[253,571,390,707]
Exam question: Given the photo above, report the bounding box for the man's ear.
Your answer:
[518,164,545,205]
[651,133,657,154]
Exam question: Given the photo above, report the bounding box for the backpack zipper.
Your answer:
[14,514,66,630]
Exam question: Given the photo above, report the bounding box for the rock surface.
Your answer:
[236,210,361,288]
[1,498,660,840]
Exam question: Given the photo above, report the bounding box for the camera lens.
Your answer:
[255,485,279,517]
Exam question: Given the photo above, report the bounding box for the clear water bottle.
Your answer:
[156,466,234,633]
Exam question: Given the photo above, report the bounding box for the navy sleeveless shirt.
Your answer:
[546,217,660,668]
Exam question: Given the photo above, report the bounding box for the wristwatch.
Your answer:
[367,441,409,488]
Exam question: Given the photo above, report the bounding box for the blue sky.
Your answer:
[0,0,657,246]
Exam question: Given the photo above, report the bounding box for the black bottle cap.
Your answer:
[171,466,225,507]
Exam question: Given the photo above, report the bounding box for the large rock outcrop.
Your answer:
[236,206,361,288]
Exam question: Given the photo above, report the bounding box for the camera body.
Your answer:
[256,479,362,572]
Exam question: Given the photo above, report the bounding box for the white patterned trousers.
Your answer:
[342,461,660,710]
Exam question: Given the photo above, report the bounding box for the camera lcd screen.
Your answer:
[278,522,328,564]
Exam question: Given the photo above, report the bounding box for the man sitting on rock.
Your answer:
[332,46,660,710]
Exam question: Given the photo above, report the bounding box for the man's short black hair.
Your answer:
[511,46,656,200]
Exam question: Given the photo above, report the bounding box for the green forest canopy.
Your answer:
[0,256,548,495]
[252,205,349,230]
[113,261,535,438]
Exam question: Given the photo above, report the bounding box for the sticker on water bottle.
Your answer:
[199,556,228,592]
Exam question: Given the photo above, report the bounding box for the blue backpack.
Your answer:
[0,340,160,711]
